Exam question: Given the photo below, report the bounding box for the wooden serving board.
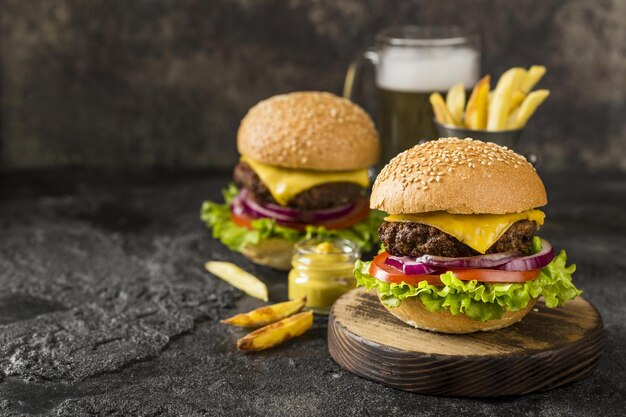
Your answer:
[328,288,604,397]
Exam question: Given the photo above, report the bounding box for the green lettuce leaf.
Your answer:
[354,242,582,322]
[200,185,384,253]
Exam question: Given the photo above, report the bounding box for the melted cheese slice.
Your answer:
[241,156,369,206]
[385,209,545,254]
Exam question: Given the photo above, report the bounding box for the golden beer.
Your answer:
[377,88,440,163]
[345,26,480,165]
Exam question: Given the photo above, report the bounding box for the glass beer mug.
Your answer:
[344,26,480,165]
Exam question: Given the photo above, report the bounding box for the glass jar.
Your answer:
[288,237,360,315]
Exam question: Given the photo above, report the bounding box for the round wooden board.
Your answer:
[328,288,604,397]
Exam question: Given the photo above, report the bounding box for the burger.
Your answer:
[201,91,383,270]
[355,138,581,333]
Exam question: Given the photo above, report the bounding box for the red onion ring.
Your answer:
[384,239,555,275]
[385,256,439,275]
[417,251,522,269]
[230,192,246,216]
[239,190,296,222]
[496,239,555,271]
[235,189,358,224]
[254,196,356,220]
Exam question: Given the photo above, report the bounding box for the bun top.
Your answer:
[237,91,379,171]
[371,138,547,214]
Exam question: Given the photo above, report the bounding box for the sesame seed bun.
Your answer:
[382,295,538,334]
[237,92,380,171]
[371,138,547,214]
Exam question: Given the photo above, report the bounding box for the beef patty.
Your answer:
[233,162,364,210]
[379,220,538,258]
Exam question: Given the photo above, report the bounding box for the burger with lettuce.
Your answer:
[355,138,581,333]
[202,91,383,270]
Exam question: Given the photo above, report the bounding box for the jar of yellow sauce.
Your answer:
[288,238,360,315]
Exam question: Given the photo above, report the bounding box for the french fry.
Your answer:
[430,92,456,125]
[509,90,526,114]
[237,311,314,352]
[507,89,550,129]
[520,65,546,93]
[465,75,490,130]
[205,261,269,302]
[221,297,306,328]
[487,68,525,130]
[446,83,465,125]
[510,67,528,91]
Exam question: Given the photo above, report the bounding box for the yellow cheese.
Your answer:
[241,156,369,206]
[384,210,545,254]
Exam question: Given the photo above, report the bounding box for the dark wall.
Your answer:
[1,0,624,172]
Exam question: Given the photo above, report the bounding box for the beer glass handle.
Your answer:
[343,49,379,100]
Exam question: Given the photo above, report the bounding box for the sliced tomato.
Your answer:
[370,252,444,286]
[230,212,254,229]
[451,268,539,282]
[230,197,370,232]
[370,251,540,286]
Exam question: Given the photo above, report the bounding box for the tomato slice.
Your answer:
[369,252,539,286]
[230,197,371,232]
[370,252,444,286]
[451,268,539,282]
[230,212,254,229]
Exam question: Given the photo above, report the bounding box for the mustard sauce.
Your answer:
[288,238,360,315]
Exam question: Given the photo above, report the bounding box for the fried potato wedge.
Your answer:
[205,261,269,302]
[510,67,528,92]
[520,65,546,93]
[446,83,465,125]
[509,90,526,114]
[508,89,550,129]
[465,75,490,130]
[488,68,526,130]
[237,311,314,352]
[430,92,456,125]
[221,297,306,328]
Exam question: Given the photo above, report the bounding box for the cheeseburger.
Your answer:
[202,91,382,270]
[355,138,581,333]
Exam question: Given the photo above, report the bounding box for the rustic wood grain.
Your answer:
[328,288,604,397]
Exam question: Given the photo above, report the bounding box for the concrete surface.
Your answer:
[0,170,624,416]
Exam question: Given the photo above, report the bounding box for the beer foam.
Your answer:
[376,47,479,92]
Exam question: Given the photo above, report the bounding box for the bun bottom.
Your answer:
[381,296,538,334]
[241,238,294,271]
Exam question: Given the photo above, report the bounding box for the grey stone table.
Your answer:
[0,171,624,416]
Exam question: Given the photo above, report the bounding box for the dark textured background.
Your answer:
[1,0,625,173]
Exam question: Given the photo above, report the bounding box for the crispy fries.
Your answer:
[510,90,526,114]
[205,261,269,302]
[465,75,490,130]
[237,311,314,352]
[221,296,312,352]
[221,297,306,328]
[446,83,466,125]
[508,89,550,129]
[520,65,546,94]
[430,92,456,126]
[510,67,528,92]
[487,67,525,130]
[438,66,548,132]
